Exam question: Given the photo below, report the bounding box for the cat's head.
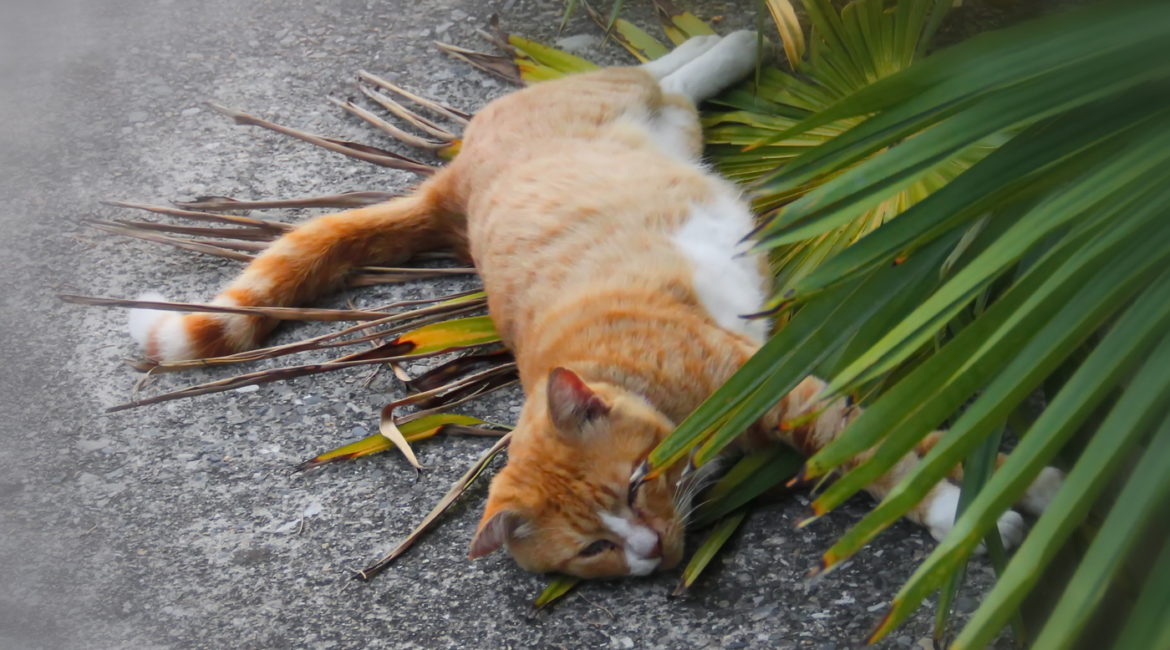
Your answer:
[469,367,691,578]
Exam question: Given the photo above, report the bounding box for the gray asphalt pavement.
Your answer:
[1,1,1014,648]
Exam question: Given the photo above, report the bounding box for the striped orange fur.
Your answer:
[130,32,1061,579]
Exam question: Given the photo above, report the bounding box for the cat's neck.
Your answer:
[518,283,759,425]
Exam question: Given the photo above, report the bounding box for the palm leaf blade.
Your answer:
[1027,418,1170,649]
[872,286,1170,644]
[813,215,1170,535]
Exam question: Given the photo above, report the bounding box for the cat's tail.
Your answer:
[129,173,464,362]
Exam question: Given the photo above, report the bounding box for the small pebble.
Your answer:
[555,34,599,53]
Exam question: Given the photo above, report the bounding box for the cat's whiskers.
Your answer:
[670,456,726,527]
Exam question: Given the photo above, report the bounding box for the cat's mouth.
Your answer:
[635,512,684,572]
[621,463,692,574]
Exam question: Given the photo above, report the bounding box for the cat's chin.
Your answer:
[658,547,684,573]
[643,519,685,574]
[657,519,686,570]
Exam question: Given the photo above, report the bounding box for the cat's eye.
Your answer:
[578,539,617,557]
[627,480,641,507]
[628,459,649,506]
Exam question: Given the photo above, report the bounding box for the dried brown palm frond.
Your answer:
[355,70,472,124]
[175,191,398,211]
[101,199,292,231]
[329,97,452,151]
[63,290,489,373]
[90,279,498,404]
[357,85,459,141]
[356,431,512,581]
[59,294,393,322]
[103,220,276,241]
[384,360,518,413]
[107,354,406,412]
[145,297,487,370]
[434,42,524,86]
[206,103,437,174]
[87,207,476,284]
[296,412,508,472]
[99,302,498,407]
[73,24,770,603]
[378,352,518,470]
[85,219,259,261]
[405,348,515,394]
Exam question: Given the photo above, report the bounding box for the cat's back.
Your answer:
[449,67,665,196]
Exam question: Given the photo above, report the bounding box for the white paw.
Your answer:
[1019,466,1064,516]
[674,34,722,58]
[660,31,764,102]
[720,30,763,62]
[924,485,1026,551]
[989,509,1026,551]
[925,485,962,543]
[701,30,761,82]
[641,34,721,79]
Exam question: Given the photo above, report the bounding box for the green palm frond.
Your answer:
[705,0,969,304]
[81,0,1170,640]
[648,0,1170,644]
[297,413,509,470]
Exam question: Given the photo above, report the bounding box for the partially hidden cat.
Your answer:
[128,31,1062,579]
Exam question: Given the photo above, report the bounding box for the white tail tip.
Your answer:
[128,291,169,348]
[127,292,195,361]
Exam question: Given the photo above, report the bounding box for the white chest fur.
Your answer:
[671,185,769,343]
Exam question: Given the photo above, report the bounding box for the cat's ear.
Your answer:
[547,367,610,433]
[469,509,525,559]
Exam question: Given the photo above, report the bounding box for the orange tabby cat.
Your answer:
[129,32,1061,578]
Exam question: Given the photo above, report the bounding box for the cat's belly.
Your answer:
[670,184,770,344]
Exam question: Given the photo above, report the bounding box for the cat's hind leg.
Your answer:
[774,378,1060,551]
[860,435,1066,549]
[130,172,464,362]
[660,30,761,103]
[1016,466,1064,516]
[640,34,722,80]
